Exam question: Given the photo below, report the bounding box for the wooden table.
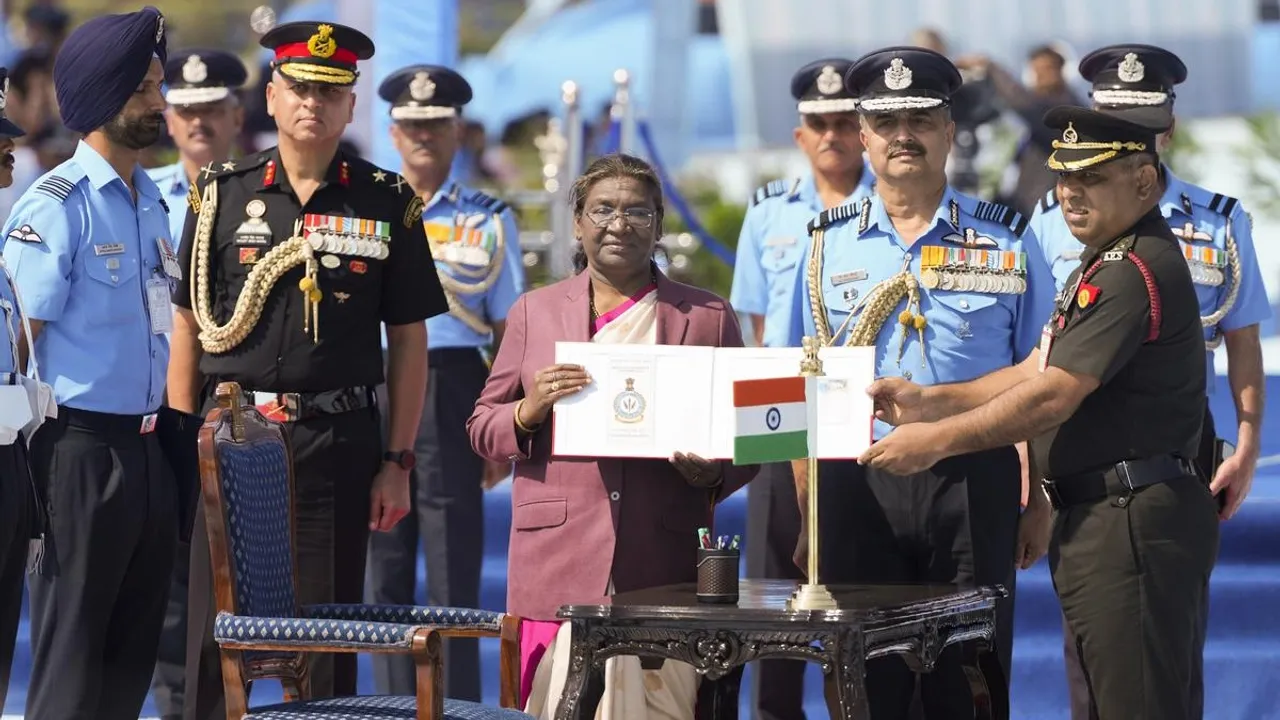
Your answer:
[553,579,1006,720]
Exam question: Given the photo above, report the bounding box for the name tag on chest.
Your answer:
[94,243,126,256]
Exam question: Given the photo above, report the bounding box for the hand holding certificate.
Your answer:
[550,343,877,460]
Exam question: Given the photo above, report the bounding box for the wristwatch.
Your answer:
[383,450,415,470]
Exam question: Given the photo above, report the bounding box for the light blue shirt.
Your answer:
[146,161,192,241]
[791,187,1056,440]
[1031,166,1273,398]
[730,169,877,348]
[418,180,524,350]
[1,141,172,414]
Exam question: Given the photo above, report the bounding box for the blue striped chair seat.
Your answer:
[245,695,534,719]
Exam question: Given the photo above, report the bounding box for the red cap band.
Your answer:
[274,42,358,66]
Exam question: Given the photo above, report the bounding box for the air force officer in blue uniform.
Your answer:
[790,47,1056,718]
[0,7,178,719]
[365,64,524,702]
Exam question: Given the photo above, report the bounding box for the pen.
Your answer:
[730,535,740,550]
[698,528,711,549]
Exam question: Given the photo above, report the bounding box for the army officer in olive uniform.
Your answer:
[862,107,1217,720]
[167,22,448,720]
[366,64,525,702]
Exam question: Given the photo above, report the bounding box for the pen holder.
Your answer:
[696,548,739,604]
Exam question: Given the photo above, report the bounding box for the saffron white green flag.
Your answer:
[732,376,815,465]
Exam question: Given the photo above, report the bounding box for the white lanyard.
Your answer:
[0,257,39,383]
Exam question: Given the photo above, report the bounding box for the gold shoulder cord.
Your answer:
[190,179,312,353]
[1202,215,1242,351]
[806,227,832,346]
[432,212,507,335]
[806,228,925,366]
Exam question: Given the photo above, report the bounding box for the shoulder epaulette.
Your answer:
[466,189,510,216]
[1039,188,1059,213]
[972,199,1028,237]
[196,152,270,188]
[32,174,80,204]
[751,179,792,207]
[806,200,862,235]
[1206,192,1241,219]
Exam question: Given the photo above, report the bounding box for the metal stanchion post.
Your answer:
[789,336,839,610]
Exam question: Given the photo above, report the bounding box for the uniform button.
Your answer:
[276,356,284,365]
[151,351,157,358]
[1117,496,1129,507]
[959,300,970,310]
[609,491,621,501]
[903,371,912,381]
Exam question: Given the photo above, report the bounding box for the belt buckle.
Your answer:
[139,413,158,434]
[1041,479,1063,511]
[253,392,292,422]
[282,393,302,421]
[1114,461,1136,492]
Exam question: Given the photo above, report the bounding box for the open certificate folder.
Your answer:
[550,343,877,460]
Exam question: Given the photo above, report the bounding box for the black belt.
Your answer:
[240,386,375,423]
[60,406,160,435]
[428,347,485,366]
[1042,455,1197,510]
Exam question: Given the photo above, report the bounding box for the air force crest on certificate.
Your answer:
[613,377,646,423]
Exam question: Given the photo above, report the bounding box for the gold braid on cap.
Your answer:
[1203,214,1243,351]
[277,62,356,85]
[190,180,313,353]
[1046,124,1148,172]
[432,214,508,336]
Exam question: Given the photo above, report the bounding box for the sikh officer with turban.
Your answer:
[0,7,178,719]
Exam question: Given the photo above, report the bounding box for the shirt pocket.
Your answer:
[762,245,802,299]
[928,291,1010,342]
[81,251,142,324]
[318,257,380,314]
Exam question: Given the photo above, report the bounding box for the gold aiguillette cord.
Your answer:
[294,219,322,342]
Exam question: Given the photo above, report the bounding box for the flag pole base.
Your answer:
[788,582,839,610]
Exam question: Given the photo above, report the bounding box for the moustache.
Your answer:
[888,141,925,157]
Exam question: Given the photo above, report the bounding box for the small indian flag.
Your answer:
[733,376,814,465]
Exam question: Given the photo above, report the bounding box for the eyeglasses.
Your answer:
[585,206,656,228]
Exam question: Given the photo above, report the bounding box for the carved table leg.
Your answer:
[695,664,743,720]
[555,620,606,720]
[822,627,870,720]
[961,641,1009,720]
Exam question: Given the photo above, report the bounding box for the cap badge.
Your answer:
[410,71,436,102]
[307,23,337,59]
[1062,122,1078,144]
[1118,52,1145,83]
[816,65,843,96]
[182,55,208,84]
[885,57,913,91]
[155,15,165,44]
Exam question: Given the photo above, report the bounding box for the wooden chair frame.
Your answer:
[198,381,522,719]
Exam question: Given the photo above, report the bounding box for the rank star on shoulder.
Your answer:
[371,169,387,183]
[221,160,237,172]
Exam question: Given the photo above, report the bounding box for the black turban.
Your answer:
[54,6,167,133]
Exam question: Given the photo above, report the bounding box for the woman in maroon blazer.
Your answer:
[467,154,756,717]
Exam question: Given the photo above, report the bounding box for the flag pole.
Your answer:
[789,336,838,610]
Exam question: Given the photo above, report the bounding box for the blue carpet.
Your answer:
[4,378,1280,718]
